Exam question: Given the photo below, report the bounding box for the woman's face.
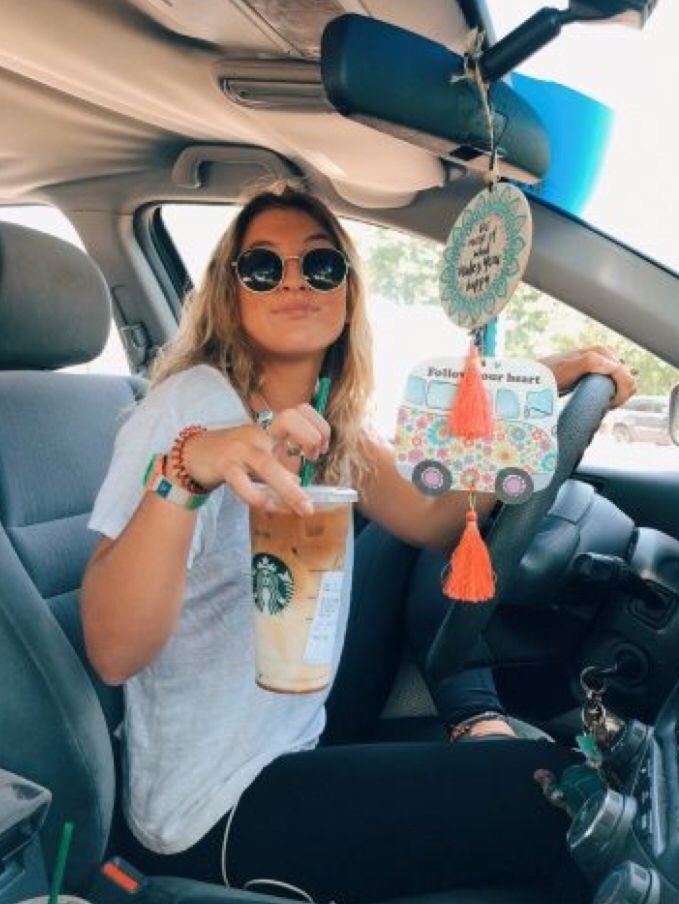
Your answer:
[236,207,348,364]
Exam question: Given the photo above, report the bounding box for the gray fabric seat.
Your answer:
[0,221,547,904]
[0,223,145,887]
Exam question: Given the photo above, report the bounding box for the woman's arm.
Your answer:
[358,346,637,549]
[82,406,329,685]
[356,433,495,550]
[81,496,199,685]
[541,345,636,407]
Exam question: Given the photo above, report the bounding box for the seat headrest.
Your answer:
[0,221,112,370]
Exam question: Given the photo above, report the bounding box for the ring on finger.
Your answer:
[285,440,302,457]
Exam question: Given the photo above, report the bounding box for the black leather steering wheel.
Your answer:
[426,373,616,683]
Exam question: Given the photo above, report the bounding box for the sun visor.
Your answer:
[321,14,550,185]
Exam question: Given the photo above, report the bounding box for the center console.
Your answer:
[0,771,51,904]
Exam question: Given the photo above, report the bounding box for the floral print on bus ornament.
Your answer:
[395,408,556,496]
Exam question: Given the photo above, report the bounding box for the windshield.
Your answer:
[488,2,679,274]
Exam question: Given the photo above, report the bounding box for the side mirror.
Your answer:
[670,384,679,446]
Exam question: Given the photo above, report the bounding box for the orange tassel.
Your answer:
[448,342,493,440]
[443,507,495,603]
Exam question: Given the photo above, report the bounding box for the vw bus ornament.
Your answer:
[395,356,559,504]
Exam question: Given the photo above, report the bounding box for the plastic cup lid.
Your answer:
[251,483,357,508]
[303,485,357,506]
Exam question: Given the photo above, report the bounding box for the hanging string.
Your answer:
[450,29,500,188]
[441,31,500,604]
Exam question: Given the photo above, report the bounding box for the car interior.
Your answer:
[2,2,679,904]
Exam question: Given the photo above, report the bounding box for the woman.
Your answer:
[82,184,635,902]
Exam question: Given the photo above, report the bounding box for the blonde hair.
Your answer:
[151,183,374,487]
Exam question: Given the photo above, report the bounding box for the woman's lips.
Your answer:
[272,303,318,317]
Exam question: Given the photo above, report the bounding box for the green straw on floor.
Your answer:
[300,377,331,488]
[49,821,74,904]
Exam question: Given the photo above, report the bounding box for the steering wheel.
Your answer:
[426,373,616,683]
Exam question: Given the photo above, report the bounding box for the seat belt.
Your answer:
[120,323,157,374]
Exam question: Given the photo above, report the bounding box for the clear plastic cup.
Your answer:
[250,485,357,694]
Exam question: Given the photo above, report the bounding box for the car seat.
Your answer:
[0,221,545,904]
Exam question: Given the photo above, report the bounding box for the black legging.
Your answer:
[323,528,505,744]
[126,740,586,902]
[122,527,589,902]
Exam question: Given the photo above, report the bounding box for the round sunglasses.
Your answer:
[233,247,349,294]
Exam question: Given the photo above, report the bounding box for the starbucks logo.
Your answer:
[252,554,295,616]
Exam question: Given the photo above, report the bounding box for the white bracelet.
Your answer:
[143,453,209,511]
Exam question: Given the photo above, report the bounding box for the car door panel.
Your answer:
[576,465,679,541]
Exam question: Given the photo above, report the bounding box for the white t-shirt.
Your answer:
[88,364,354,854]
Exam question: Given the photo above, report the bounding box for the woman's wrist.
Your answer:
[143,454,208,510]
[169,425,210,494]
[172,427,222,492]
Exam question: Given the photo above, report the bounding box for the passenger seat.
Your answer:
[0,221,145,888]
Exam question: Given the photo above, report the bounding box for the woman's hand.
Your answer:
[540,345,637,408]
[179,404,331,516]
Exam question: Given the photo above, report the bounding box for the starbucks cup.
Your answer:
[250,485,357,694]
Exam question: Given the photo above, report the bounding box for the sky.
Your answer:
[489,1,679,273]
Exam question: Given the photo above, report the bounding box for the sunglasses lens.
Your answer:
[236,249,283,292]
[302,248,348,292]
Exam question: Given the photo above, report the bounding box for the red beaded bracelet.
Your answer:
[169,425,209,495]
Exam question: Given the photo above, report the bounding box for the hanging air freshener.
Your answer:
[439,29,533,332]
[395,355,558,503]
[439,182,532,331]
[395,32,553,604]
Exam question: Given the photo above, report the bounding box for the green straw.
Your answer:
[300,376,331,488]
[49,821,74,904]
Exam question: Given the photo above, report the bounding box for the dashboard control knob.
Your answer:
[592,861,660,904]
[567,789,637,879]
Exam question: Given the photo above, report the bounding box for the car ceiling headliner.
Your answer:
[0,0,475,208]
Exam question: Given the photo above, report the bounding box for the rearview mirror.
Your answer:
[321,15,550,184]
[669,384,679,445]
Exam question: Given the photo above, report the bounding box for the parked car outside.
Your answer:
[602,394,670,444]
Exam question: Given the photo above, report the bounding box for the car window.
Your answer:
[0,206,128,375]
[161,204,679,471]
[502,289,679,471]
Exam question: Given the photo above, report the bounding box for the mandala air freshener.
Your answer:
[437,178,534,465]
[439,182,533,332]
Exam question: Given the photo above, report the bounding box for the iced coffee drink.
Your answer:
[250,486,357,694]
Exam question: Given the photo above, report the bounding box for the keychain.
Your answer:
[577,664,625,767]
[535,665,624,817]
